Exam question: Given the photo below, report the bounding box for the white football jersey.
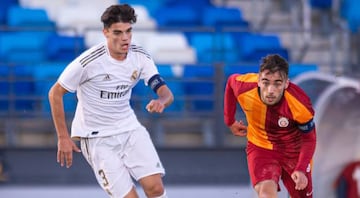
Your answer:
[58,42,159,138]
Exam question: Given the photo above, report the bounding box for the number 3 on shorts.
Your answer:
[98,169,110,186]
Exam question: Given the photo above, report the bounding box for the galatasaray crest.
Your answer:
[278,117,289,127]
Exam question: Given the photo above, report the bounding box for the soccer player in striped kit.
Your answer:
[48,4,173,198]
[224,54,316,198]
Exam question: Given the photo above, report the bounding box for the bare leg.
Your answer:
[139,173,166,198]
[124,186,139,198]
[254,180,278,198]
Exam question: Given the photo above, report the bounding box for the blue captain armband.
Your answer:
[148,74,166,93]
[298,119,315,133]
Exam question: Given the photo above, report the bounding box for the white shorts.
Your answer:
[80,126,165,198]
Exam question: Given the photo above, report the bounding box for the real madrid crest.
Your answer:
[131,70,138,81]
[278,117,289,127]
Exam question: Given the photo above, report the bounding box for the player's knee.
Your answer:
[255,180,278,198]
[143,182,165,198]
[150,190,167,198]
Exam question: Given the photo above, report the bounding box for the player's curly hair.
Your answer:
[259,54,289,78]
[101,4,137,28]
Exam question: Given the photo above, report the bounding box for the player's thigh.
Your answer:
[246,142,282,187]
[81,136,135,198]
[125,126,165,181]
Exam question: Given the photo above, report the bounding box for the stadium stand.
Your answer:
[139,32,197,64]
[0,31,53,63]
[6,6,55,28]
[234,32,290,62]
[1,2,360,198]
[32,62,77,115]
[0,0,357,150]
[132,5,157,29]
[186,32,239,63]
[45,33,85,61]
[153,5,202,28]
[9,65,35,112]
[182,64,215,112]
[201,6,249,29]
[0,0,335,149]
[120,0,166,17]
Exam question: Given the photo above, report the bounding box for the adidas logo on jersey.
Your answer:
[156,162,161,168]
[103,74,111,81]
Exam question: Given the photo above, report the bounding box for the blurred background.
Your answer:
[0,0,360,197]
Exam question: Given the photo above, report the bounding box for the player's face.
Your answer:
[258,69,289,106]
[103,22,132,61]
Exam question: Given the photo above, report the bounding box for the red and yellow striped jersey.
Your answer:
[224,73,315,154]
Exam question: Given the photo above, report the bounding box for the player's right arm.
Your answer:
[224,74,247,136]
[48,82,81,168]
[224,74,238,126]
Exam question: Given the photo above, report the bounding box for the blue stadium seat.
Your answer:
[32,62,77,115]
[234,32,289,62]
[310,0,332,9]
[0,65,10,95]
[289,63,318,79]
[0,0,18,25]
[14,65,35,112]
[0,31,53,63]
[245,48,289,63]
[201,6,249,29]
[154,6,201,27]
[187,32,239,63]
[224,64,259,77]
[0,64,35,112]
[0,65,10,112]
[46,34,85,61]
[182,65,215,112]
[164,0,211,8]
[158,65,185,112]
[119,0,166,16]
[131,64,185,113]
[13,64,35,96]
[340,0,360,33]
[6,6,55,28]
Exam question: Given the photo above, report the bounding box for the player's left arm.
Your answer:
[291,120,316,190]
[146,74,174,113]
[286,84,316,172]
[295,119,317,172]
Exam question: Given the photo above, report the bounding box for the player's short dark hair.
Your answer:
[259,54,289,78]
[101,4,137,28]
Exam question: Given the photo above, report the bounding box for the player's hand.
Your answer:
[230,120,247,136]
[291,171,308,190]
[57,137,81,168]
[146,99,165,113]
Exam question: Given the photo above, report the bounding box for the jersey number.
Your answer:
[98,169,112,196]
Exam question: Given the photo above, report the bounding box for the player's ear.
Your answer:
[285,78,290,89]
[103,28,109,38]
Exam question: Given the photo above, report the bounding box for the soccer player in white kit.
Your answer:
[48,4,174,198]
